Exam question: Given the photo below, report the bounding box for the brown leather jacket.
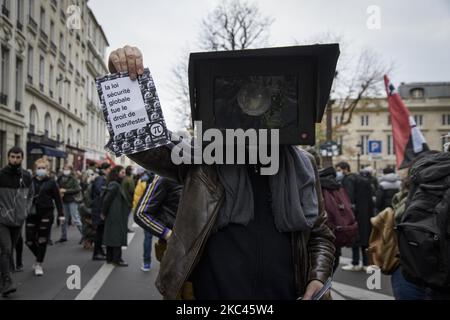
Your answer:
[129,145,335,299]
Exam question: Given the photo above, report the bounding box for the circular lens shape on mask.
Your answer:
[237,83,271,116]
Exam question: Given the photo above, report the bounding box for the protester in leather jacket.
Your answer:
[107,46,335,300]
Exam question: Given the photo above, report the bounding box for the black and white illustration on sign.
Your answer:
[96,68,170,157]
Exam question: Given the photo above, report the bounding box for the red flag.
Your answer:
[384,75,429,169]
[105,153,116,168]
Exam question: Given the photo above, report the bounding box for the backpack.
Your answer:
[367,207,400,274]
[397,152,450,290]
[322,187,359,247]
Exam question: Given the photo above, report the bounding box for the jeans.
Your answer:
[61,202,82,240]
[352,246,368,266]
[143,231,153,265]
[0,224,21,280]
[391,266,426,300]
[25,209,54,263]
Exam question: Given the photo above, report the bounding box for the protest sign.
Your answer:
[96,68,170,157]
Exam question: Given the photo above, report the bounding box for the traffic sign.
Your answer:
[368,140,382,154]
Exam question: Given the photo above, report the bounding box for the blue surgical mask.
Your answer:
[36,169,48,177]
[336,171,344,181]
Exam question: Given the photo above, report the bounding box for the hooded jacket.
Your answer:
[0,165,33,226]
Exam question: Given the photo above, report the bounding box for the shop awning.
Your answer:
[29,144,67,158]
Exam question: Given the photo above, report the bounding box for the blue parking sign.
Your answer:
[368,140,382,154]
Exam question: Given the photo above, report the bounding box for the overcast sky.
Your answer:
[88,0,450,129]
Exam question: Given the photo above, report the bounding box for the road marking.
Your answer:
[75,231,136,300]
[332,281,394,300]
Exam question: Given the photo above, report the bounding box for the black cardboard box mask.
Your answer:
[188,44,340,146]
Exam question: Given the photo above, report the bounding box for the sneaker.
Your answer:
[141,263,151,272]
[13,265,23,273]
[55,238,67,244]
[341,264,363,271]
[113,260,128,267]
[34,264,44,276]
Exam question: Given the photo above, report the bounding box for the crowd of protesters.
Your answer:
[0,146,179,298]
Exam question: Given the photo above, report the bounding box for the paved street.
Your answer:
[4,220,393,300]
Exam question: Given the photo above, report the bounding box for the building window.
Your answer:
[39,7,45,32]
[387,115,391,126]
[57,119,63,142]
[59,32,64,54]
[76,129,81,147]
[410,88,424,99]
[50,20,55,43]
[1,45,10,106]
[16,0,24,28]
[15,57,23,112]
[44,113,52,137]
[28,0,34,18]
[414,115,423,126]
[58,73,63,104]
[14,134,21,148]
[67,125,73,145]
[2,0,10,17]
[360,115,369,127]
[387,134,396,155]
[360,135,369,155]
[29,105,37,134]
[27,45,33,84]
[39,55,44,92]
[442,114,450,126]
[49,65,54,98]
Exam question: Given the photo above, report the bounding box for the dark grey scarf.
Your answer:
[216,146,318,233]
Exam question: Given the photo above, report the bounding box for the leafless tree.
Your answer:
[170,0,274,132]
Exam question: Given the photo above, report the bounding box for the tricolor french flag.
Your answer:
[384,75,429,169]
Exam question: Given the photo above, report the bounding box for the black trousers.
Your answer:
[106,246,122,263]
[25,210,54,263]
[93,223,105,256]
[0,224,21,279]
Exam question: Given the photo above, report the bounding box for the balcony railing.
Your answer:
[28,15,37,32]
[2,5,10,18]
[16,20,23,31]
[15,100,21,112]
[59,52,66,64]
[0,93,7,105]
[27,75,33,85]
[39,29,48,42]
[49,90,53,98]
[50,41,57,54]
[39,83,44,92]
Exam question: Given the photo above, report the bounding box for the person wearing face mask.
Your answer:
[56,164,82,243]
[0,147,33,297]
[102,166,131,266]
[25,158,64,276]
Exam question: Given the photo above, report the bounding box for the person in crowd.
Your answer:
[91,163,111,261]
[336,162,374,272]
[56,164,82,243]
[102,166,130,266]
[122,165,136,233]
[109,46,335,300]
[376,167,401,212]
[131,170,154,271]
[25,158,64,276]
[0,147,33,297]
[134,175,182,272]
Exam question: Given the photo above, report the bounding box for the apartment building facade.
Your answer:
[0,0,109,172]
